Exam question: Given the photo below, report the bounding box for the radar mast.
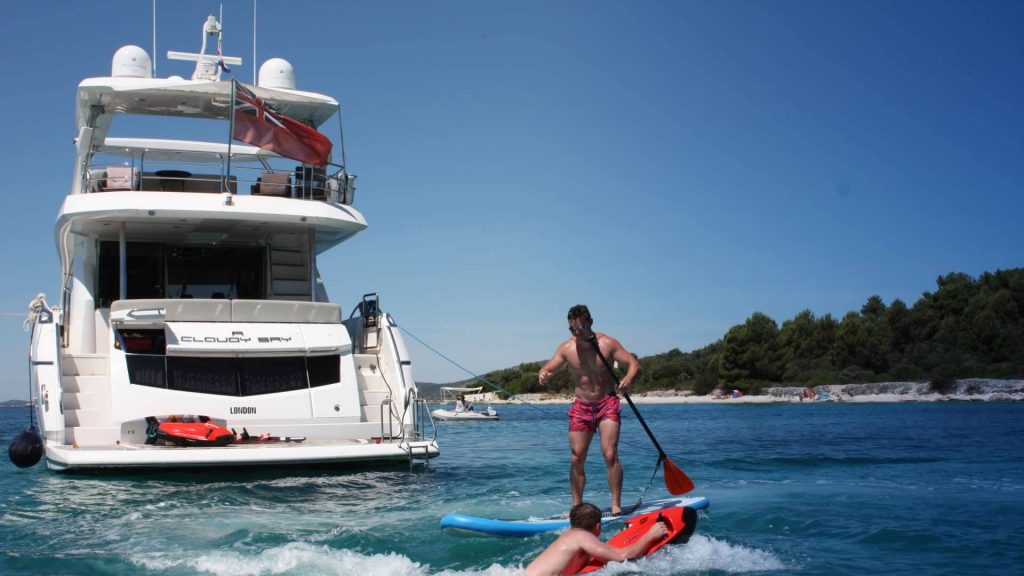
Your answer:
[166,15,242,81]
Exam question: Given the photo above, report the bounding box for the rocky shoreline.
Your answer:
[473,379,1024,404]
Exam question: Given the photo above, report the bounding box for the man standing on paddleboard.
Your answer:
[538,304,642,515]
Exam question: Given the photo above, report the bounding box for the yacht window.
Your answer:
[308,354,341,387]
[167,357,240,396]
[239,357,308,395]
[128,356,336,396]
[166,246,263,299]
[126,355,167,389]
[97,242,164,307]
[96,242,265,305]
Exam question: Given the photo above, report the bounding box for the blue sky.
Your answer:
[1,1,1022,400]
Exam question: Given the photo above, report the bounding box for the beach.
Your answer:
[472,378,1024,405]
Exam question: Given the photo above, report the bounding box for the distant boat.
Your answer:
[431,387,499,421]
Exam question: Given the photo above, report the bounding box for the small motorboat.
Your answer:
[431,387,499,421]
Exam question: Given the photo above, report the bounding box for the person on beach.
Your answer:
[538,304,642,515]
[525,502,667,576]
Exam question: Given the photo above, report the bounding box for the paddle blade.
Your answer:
[663,457,695,495]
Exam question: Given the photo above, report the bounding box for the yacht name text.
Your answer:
[179,336,294,344]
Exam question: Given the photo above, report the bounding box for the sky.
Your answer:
[0,0,1022,400]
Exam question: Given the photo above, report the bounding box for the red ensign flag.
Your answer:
[232,80,332,166]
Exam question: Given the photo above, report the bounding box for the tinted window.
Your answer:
[239,357,308,395]
[141,356,336,396]
[126,355,166,388]
[167,357,239,396]
[308,355,341,387]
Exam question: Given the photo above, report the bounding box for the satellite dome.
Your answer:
[111,45,152,78]
[258,58,296,90]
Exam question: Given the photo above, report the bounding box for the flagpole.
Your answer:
[226,80,235,192]
[253,0,257,85]
[336,104,347,172]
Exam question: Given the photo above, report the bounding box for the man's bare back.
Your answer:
[525,520,668,576]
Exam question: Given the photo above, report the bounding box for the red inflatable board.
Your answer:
[576,505,697,574]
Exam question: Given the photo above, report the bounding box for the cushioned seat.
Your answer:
[104,166,137,191]
[255,172,292,197]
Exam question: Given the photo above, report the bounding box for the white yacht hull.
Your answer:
[29,298,438,472]
[44,438,439,471]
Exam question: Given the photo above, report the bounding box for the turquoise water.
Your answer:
[2,402,1022,575]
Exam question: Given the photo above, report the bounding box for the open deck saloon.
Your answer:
[20,16,438,471]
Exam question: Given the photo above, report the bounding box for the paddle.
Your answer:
[588,335,695,495]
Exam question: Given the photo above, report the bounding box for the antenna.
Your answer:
[152,0,157,77]
[253,0,257,84]
[167,15,242,81]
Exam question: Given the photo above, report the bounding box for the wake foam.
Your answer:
[133,542,528,576]
[133,542,428,576]
[129,534,783,575]
[596,534,786,574]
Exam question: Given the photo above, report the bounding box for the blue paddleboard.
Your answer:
[440,496,709,537]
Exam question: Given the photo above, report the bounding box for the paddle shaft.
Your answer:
[587,336,669,460]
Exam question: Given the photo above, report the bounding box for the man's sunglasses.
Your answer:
[569,323,588,334]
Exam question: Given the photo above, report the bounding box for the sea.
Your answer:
[2,401,1022,576]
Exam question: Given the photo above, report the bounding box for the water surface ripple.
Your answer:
[2,402,1021,575]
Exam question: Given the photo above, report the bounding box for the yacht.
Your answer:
[24,16,439,471]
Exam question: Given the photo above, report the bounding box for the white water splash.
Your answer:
[674,534,785,573]
[130,535,781,575]
[593,534,786,574]
[433,563,526,576]
[133,542,430,576]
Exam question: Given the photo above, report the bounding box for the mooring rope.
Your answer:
[395,322,552,413]
[24,293,52,331]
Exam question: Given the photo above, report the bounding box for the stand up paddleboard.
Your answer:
[439,496,708,538]
[576,505,698,574]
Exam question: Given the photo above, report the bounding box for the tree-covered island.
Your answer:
[451,269,1024,398]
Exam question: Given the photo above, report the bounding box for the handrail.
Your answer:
[416,396,437,442]
[379,398,395,440]
[81,156,354,204]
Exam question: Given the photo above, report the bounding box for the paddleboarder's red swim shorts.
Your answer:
[568,395,621,433]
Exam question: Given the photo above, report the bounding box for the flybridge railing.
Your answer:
[81,155,355,204]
